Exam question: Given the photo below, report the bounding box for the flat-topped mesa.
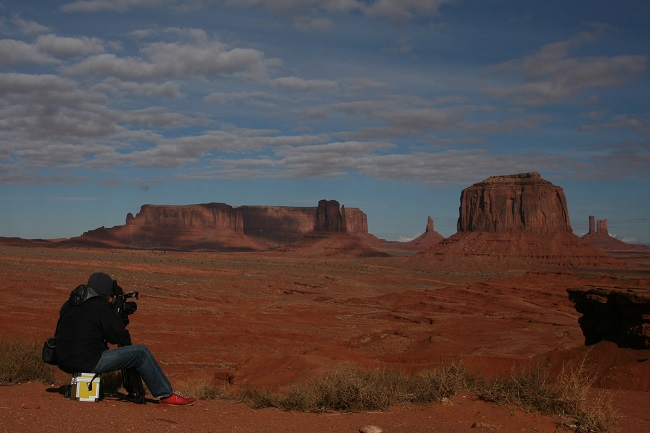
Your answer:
[75,200,372,251]
[457,172,572,233]
[126,203,243,233]
[93,203,252,250]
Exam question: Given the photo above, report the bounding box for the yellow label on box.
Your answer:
[71,373,101,402]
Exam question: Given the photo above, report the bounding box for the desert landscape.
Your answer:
[1,173,649,433]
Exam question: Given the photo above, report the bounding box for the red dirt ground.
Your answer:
[0,242,648,432]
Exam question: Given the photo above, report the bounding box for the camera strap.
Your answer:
[87,373,101,391]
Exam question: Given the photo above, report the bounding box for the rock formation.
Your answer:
[67,200,373,251]
[582,215,650,253]
[399,216,444,250]
[238,206,319,246]
[422,173,616,266]
[315,199,345,232]
[457,172,571,233]
[567,285,650,349]
[74,203,259,251]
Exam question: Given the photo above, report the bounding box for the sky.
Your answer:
[0,0,648,244]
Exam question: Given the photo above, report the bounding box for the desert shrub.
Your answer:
[309,366,406,411]
[236,364,471,413]
[573,389,620,433]
[478,366,562,412]
[554,357,619,433]
[180,379,227,401]
[0,338,55,384]
[477,357,619,433]
[239,387,280,409]
[404,362,472,404]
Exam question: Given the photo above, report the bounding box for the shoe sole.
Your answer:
[159,401,196,406]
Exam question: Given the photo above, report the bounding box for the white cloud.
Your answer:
[0,73,78,94]
[223,0,454,24]
[93,78,182,98]
[36,34,106,58]
[274,76,337,93]
[12,16,51,35]
[68,40,269,80]
[204,91,283,109]
[580,113,650,136]
[61,0,169,13]
[0,39,56,66]
[0,73,117,143]
[483,28,648,106]
[62,0,454,26]
[363,0,453,23]
[212,145,567,184]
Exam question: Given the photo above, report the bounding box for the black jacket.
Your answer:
[55,285,129,374]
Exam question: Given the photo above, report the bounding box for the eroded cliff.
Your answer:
[457,172,571,233]
[72,200,370,251]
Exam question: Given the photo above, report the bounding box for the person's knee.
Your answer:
[131,344,154,358]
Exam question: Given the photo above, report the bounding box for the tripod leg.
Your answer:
[118,337,146,404]
[122,367,146,404]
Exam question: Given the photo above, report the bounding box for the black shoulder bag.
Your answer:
[42,309,64,365]
[42,336,57,365]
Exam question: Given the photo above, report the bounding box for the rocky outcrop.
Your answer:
[582,216,650,253]
[567,285,650,349]
[457,172,571,233]
[238,206,317,246]
[402,217,445,249]
[361,216,444,254]
[76,203,259,251]
[315,199,345,232]
[422,173,616,266]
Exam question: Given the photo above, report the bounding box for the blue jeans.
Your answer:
[93,344,173,399]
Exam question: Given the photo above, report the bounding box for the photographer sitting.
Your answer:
[55,272,196,406]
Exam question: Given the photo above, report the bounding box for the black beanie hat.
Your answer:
[87,272,114,299]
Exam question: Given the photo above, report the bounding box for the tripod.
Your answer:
[112,287,147,404]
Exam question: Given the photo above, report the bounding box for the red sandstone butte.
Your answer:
[423,172,616,266]
[457,172,571,233]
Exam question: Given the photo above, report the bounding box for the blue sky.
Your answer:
[1,0,648,244]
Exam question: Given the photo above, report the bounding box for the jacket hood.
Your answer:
[69,284,103,306]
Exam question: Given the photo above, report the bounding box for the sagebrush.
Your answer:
[0,338,55,384]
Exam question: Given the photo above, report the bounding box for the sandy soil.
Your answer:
[0,243,648,432]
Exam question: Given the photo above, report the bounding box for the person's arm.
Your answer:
[97,301,130,345]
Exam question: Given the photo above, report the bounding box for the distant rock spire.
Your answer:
[426,216,434,232]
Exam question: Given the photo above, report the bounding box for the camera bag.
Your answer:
[42,337,57,365]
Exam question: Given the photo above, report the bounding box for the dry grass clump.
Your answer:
[236,359,618,433]
[237,363,470,412]
[0,338,55,384]
[477,356,619,433]
[173,377,228,401]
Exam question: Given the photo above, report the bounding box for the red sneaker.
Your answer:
[159,391,196,406]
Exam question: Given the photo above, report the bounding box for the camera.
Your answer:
[111,281,138,325]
